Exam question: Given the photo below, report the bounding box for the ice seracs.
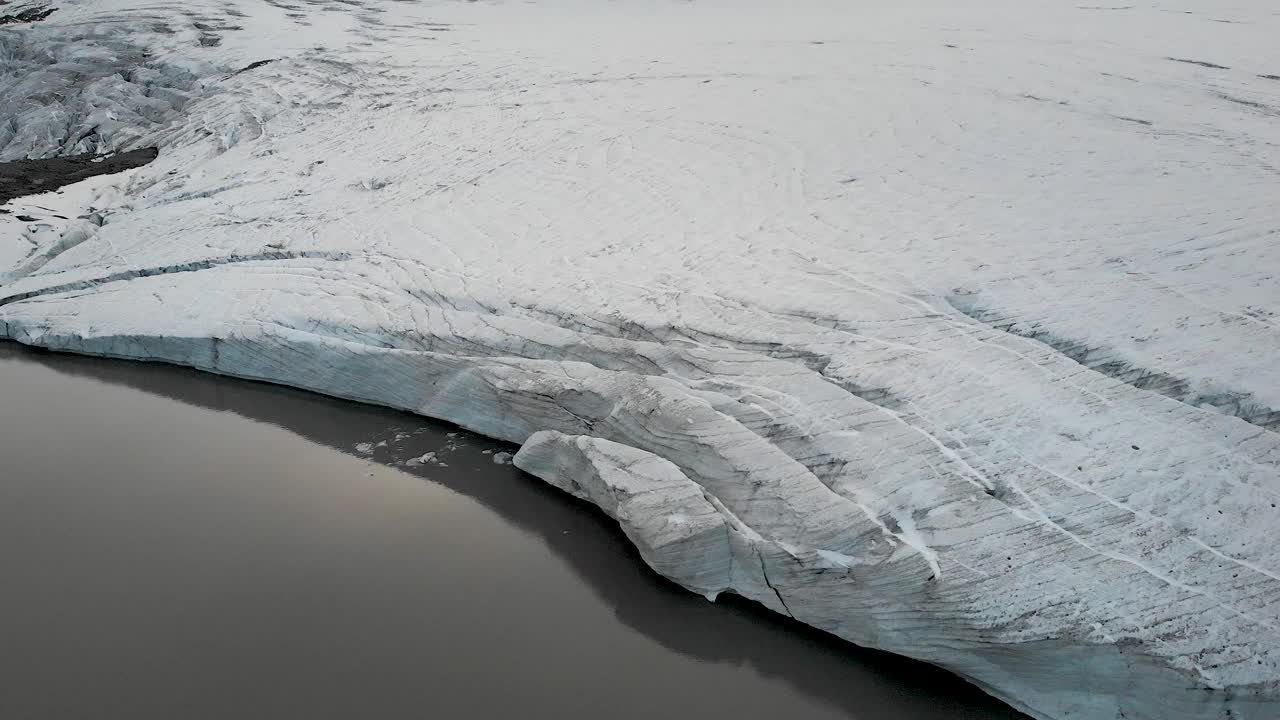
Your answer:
[3,2,1279,718]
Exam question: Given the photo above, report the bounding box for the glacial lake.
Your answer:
[0,342,1026,719]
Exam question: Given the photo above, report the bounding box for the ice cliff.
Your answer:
[3,1,1279,718]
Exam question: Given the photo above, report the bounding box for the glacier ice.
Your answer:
[2,1,1279,718]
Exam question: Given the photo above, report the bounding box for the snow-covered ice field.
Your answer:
[2,2,1279,718]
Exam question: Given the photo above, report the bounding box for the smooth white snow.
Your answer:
[3,2,1279,719]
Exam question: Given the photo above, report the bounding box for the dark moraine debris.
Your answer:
[1216,92,1280,115]
[1114,115,1154,126]
[948,293,1280,432]
[0,147,158,204]
[227,58,277,77]
[1166,57,1231,70]
[0,5,55,25]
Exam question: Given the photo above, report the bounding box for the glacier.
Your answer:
[2,1,1279,718]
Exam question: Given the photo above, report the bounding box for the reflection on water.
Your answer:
[0,343,1026,720]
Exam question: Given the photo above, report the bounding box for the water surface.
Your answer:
[0,343,1026,720]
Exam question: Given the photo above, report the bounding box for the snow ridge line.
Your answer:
[0,250,353,307]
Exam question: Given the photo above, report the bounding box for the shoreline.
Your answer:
[0,340,1027,719]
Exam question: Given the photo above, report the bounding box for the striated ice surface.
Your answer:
[3,1,1279,718]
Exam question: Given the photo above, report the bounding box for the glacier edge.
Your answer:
[3,0,1280,717]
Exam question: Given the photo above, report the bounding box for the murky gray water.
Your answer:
[0,342,1026,720]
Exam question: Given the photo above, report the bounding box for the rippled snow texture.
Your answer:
[3,2,1279,719]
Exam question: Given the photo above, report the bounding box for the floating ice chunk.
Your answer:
[406,451,436,466]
